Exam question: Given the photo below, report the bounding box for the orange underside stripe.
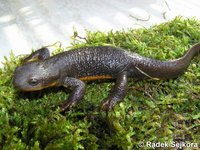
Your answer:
[79,75,113,81]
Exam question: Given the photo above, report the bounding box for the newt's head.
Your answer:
[13,62,59,91]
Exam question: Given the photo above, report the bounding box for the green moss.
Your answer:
[0,17,200,149]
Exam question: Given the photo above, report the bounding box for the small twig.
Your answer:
[75,35,88,42]
[129,86,144,92]
[44,41,62,49]
[135,66,160,80]
[72,27,88,42]
[164,0,171,11]
[129,14,151,22]
[162,0,171,20]
[144,91,154,99]
[162,11,167,20]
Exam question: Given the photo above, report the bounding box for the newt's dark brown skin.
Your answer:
[13,43,200,111]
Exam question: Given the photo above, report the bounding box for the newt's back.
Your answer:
[48,46,135,79]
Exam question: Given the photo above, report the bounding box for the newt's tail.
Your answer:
[136,43,200,79]
[179,42,200,64]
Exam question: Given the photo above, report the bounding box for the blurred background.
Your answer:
[0,0,200,65]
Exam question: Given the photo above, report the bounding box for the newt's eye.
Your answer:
[29,78,39,86]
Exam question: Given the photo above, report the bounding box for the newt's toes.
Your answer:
[101,100,115,111]
[60,101,76,112]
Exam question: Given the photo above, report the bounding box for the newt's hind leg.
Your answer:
[101,71,128,111]
[23,47,50,63]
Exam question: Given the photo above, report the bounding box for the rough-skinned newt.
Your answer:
[13,43,200,111]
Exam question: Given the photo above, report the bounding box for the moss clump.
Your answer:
[0,17,200,149]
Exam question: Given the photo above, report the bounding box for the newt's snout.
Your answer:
[13,66,25,89]
[13,66,34,91]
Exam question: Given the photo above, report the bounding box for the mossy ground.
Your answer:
[0,17,200,150]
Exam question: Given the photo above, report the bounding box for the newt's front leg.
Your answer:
[60,77,86,112]
[101,71,128,111]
